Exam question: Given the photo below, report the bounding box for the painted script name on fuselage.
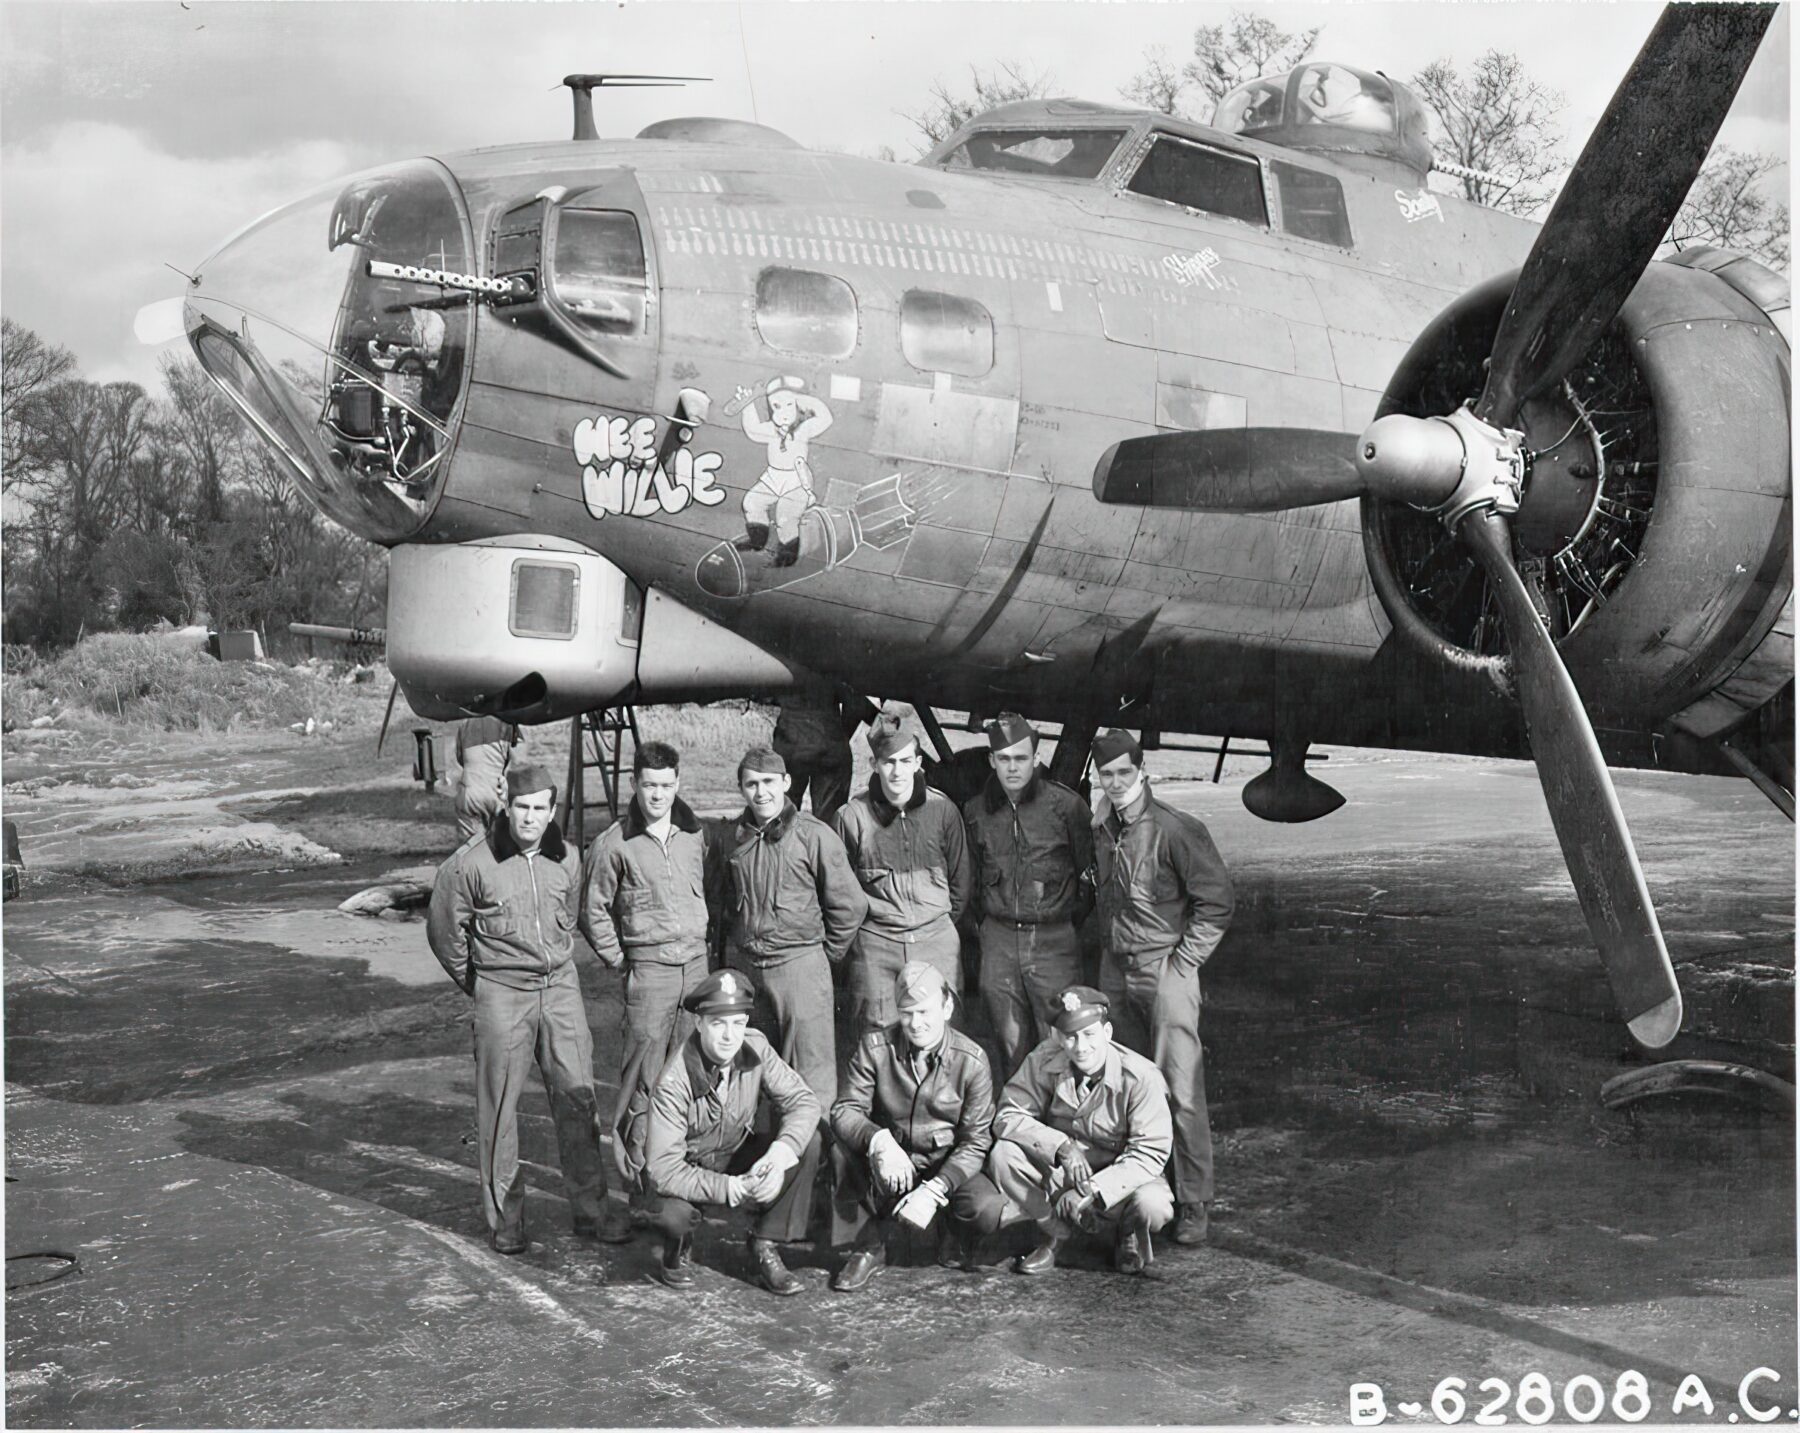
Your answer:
[572,413,725,521]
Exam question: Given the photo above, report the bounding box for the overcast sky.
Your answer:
[1,0,1788,393]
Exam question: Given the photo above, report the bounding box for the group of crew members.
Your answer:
[427,711,1235,1296]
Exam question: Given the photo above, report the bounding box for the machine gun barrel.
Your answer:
[289,622,387,647]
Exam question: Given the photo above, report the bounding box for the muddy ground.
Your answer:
[3,723,1794,1426]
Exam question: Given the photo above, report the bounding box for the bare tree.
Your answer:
[158,355,241,525]
[902,61,1053,151]
[2,318,76,493]
[1123,12,1319,123]
[1666,145,1789,271]
[1412,51,1565,217]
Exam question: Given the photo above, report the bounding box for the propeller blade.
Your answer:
[1477,2,1776,428]
[1093,428,1361,510]
[376,680,399,755]
[1458,510,1682,1047]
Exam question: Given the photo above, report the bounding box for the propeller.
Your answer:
[1089,3,1776,1046]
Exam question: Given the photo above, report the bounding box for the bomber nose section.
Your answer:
[182,158,477,544]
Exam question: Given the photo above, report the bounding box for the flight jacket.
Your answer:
[994,1037,1173,1210]
[717,800,868,965]
[426,816,586,992]
[645,1028,821,1206]
[833,774,971,938]
[580,796,715,968]
[829,1023,995,1193]
[1093,788,1234,972]
[963,768,1095,925]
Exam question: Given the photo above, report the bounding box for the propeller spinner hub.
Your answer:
[1356,407,1525,529]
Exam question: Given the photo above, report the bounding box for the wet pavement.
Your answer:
[3,751,1794,1426]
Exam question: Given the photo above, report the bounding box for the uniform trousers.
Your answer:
[729,944,839,1109]
[987,1137,1175,1239]
[1100,950,1213,1206]
[846,918,962,1034]
[611,953,710,1190]
[771,741,852,823]
[653,1130,822,1245]
[830,1145,1005,1248]
[472,965,609,1239]
[979,917,1082,1076]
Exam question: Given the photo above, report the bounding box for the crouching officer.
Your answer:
[988,986,1174,1276]
[827,961,1005,1290]
[644,969,823,1296]
[426,764,632,1255]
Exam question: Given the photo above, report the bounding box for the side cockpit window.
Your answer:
[1126,135,1268,228]
[1271,161,1353,248]
[551,209,649,336]
[754,267,858,359]
[938,128,1128,180]
[900,290,994,377]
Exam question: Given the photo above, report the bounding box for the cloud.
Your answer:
[2,122,356,392]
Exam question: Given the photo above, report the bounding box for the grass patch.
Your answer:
[3,634,382,735]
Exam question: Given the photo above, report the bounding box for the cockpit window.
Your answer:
[938,128,1128,180]
[184,157,473,543]
[1292,64,1396,133]
[1126,135,1268,228]
[1272,161,1353,248]
[1214,79,1286,135]
[551,210,649,336]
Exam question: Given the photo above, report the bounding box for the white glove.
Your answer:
[748,1139,800,1182]
[894,1181,947,1230]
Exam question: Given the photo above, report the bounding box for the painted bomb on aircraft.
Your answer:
[167,16,1791,1049]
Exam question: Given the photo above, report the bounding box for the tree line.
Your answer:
[2,319,385,652]
[908,11,1789,262]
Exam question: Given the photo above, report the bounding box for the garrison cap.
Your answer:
[986,712,1037,752]
[868,713,918,760]
[894,960,952,1009]
[683,968,758,1016]
[1051,985,1110,1035]
[737,746,788,779]
[1090,728,1143,768]
[505,763,558,802]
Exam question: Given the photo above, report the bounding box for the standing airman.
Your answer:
[962,712,1094,1075]
[716,746,868,1108]
[1090,728,1234,1247]
[834,718,971,1037]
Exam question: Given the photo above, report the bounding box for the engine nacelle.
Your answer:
[1365,257,1791,730]
[387,537,796,722]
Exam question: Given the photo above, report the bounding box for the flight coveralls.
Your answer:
[834,774,972,1034]
[580,795,717,1189]
[452,716,514,842]
[963,769,1095,1074]
[426,816,610,1243]
[989,1036,1175,1244]
[772,688,860,822]
[716,800,868,1107]
[1093,788,1233,1209]
[828,1023,1004,1248]
[645,1027,823,1245]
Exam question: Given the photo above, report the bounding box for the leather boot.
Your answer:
[572,1200,635,1245]
[936,1223,975,1271]
[735,522,770,552]
[658,1235,695,1288]
[748,1236,803,1297]
[1012,1230,1063,1275]
[769,536,801,568]
[1172,1201,1210,1246]
[1116,1217,1151,1275]
[831,1246,885,1292]
[490,1226,528,1256]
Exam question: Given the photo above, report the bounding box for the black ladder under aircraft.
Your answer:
[565,705,639,849]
